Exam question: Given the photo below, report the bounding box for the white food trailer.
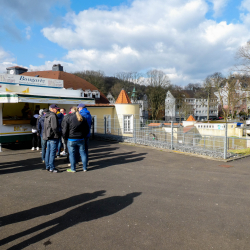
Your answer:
[0,73,95,149]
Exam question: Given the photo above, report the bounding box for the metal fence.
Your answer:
[91,118,250,160]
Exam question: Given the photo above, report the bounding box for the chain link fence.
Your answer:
[90,118,250,160]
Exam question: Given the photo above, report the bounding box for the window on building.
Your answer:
[124,115,133,133]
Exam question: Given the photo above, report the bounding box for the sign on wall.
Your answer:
[0,74,64,88]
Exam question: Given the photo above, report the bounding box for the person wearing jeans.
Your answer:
[62,106,89,173]
[37,109,49,163]
[45,138,58,170]
[78,103,92,165]
[67,139,87,172]
[43,104,60,173]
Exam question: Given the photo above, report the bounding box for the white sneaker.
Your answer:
[36,147,39,151]
[68,163,71,167]
[31,147,35,151]
[60,151,67,156]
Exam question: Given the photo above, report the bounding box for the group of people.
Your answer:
[32,104,92,173]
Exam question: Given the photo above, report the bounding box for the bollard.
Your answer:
[104,117,107,135]
[91,117,95,139]
[224,123,228,159]
[133,118,136,144]
[171,121,173,150]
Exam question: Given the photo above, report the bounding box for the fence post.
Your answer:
[183,133,185,145]
[224,123,228,159]
[171,121,173,150]
[204,136,205,148]
[232,138,234,149]
[91,117,95,139]
[133,118,136,144]
[104,117,107,135]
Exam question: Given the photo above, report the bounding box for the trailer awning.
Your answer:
[0,93,95,104]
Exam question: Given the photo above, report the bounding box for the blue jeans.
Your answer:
[45,139,58,170]
[41,137,47,161]
[57,136,62,156]
[85,137,89,164]
[67,139,87,171]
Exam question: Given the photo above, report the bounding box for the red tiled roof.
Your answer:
[115,89,131,104]
[164,123,179,126]
[21,70,109,104]
[148,123,161,127]
[183,125,195,133]
[186,115,196,121]
[148,123,179,127]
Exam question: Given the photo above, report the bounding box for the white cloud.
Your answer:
[38,53,45,59]
[38,0,250,85]
[207,0,229,17]
[0,47,16,73]
[240,0,250,12]
[25,26,31,40]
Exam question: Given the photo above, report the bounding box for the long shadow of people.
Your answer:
[88,152,146,171]
[0,192,141,249]
[0,191,106,227]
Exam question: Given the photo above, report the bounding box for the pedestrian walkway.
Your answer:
[1,140,250,249]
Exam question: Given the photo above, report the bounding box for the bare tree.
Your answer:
[203,75,216,120]
[74,70,106,94]
[236,41,250,74]
[146,70,170,120]
[214,73,247,121]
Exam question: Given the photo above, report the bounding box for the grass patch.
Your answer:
[228,148,250,155]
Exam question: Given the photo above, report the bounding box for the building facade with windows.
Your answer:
[165,90,219,121]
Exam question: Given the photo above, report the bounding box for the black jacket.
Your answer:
[43,111,59,140]
[62,113,89,140]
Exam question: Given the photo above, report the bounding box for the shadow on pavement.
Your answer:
[0,190,106,227]
[0,192,141,250]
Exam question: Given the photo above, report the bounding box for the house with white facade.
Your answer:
[165,90,219,121]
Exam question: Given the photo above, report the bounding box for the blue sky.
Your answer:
[0,0,250,86]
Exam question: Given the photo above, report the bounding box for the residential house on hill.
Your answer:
[165,89,219,121]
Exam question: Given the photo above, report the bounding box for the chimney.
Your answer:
[52,64,63,71]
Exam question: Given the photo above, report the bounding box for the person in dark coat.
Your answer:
[62,106,89,173]
[56,112,64,158]
[30,110,40,150]
[37,109,49,163]
[78,103,92,165]
[43,104,60,173]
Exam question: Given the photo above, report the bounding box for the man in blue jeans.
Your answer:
[78,103,92,165]
[43,104,60,173]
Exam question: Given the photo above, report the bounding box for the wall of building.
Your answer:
[194,123,243,137]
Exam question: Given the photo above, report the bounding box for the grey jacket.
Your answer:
[43,111,59,140]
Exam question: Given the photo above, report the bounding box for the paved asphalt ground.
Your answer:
[0,139,250,250]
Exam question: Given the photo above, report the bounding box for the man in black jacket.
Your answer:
[43,104,60,173]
